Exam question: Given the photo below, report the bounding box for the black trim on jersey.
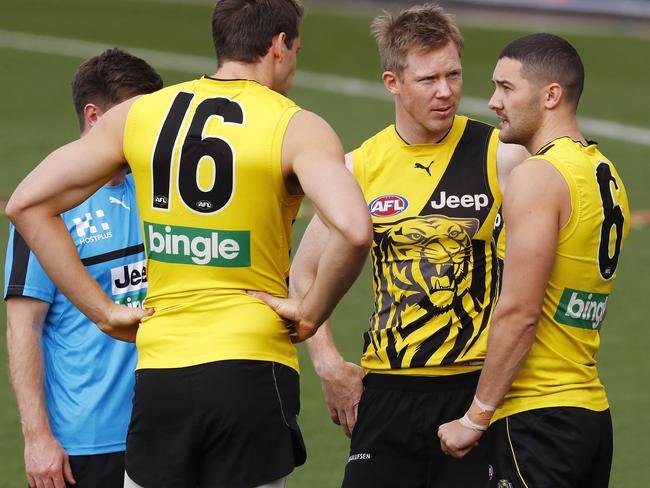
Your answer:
[204,75,261,86]
[463,241,500,354]
[5,230,31,298]
[393,125,453,146]
[536,137,599,156]
[536,143,555,156]
[419,119,495,222]
[81,244,144,266]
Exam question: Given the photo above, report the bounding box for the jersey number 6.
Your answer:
[596,162,625,281]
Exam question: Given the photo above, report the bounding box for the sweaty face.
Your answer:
[488,57,543,146]
[395,42,463,141]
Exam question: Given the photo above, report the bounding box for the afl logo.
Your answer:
[369,195,408,217]
[196,200,213,210]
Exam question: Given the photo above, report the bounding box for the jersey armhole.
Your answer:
[271,105,303,206]
[486,130,502,204]
[122,96,146,166]
[483,128,502,240]
[351,147,366,191]
[529,155,579,245]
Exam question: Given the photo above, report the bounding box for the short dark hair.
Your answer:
[72,48,163,130]
[372,4,463,76]
[499,33,584,108]
[212,0,304,67]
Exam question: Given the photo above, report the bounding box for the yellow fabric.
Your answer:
[494,137,631,421]
[123,77,302,371]
[353,116,502,376]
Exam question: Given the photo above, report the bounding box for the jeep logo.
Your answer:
[111,259,148,296]
[430,191,489,211]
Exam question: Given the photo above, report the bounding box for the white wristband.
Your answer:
[474,395,496,412]
[460,413,488,432]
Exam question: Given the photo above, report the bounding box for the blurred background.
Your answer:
[1,0,648,486]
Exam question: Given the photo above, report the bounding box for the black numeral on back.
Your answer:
[596,162,625,280]
[151,92,244,214]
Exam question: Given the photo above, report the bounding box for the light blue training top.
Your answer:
[4,174,146,455]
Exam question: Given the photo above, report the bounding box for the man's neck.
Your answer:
[394,107,454,145]
[211,59,272,88]
[527,115,586,155]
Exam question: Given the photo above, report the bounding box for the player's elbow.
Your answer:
[492,299,541,334]
[4,191,30,226]
[341,214,373,253]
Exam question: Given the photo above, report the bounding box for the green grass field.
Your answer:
[1,1,649,486]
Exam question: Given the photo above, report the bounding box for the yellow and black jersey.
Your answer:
[353,115,502,375]
[123,77,302,371]
[494,137,631,421]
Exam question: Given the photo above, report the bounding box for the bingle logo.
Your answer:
[430,191,489,211]
[369,195,408,217]
[145,222,251,267]
[554,288,608,330]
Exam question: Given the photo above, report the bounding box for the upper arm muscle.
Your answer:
[499,159,569,316]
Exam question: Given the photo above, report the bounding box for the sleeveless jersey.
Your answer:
[123,77,302,371]
[353,116,502,375]
[493,137,630,421]
[4,175,143,454]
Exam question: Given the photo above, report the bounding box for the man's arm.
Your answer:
[6,99,151,339]
[251,111,372,341]
[7,297,75,488]
[438,158,570,457]
[291,212,365,438]
[496,141,529,194]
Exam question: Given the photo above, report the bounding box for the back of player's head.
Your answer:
[212,0,304,67]
[72,48,163,130]
[499,33,584,109]
[372,3,463,76]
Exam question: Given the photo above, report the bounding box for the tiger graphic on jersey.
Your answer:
[369,214,488,369]
[373,214,479,324]
[355,116,502,374]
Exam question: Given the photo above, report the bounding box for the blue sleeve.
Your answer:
[4,224,56,303]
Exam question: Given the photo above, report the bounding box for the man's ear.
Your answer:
[543,83,563,110]
[382,71,400,95]
[271,32,288,62]
[83,103,105,129]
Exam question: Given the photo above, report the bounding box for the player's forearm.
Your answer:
[6,308,52,440]
[306,321,347,377]
[7,214,114,325]
[475,303,539,409]
[299,229,370,329]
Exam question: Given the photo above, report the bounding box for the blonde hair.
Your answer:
[371,3,463,75]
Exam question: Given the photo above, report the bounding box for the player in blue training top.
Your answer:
[4,49,162,488]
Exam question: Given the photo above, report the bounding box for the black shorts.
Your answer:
[125,360,306,488]
[30,451,124,488]
[486,407,613,488]
[342,371,489,488]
